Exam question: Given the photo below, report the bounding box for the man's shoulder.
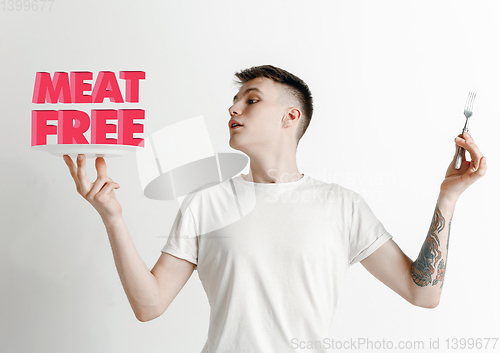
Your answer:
[182,177,234,206]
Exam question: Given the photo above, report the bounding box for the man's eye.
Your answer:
[248,99,257,104]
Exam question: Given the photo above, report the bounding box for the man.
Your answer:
[63,65,487,352]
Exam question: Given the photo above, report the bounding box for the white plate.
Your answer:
[31,144,142,158]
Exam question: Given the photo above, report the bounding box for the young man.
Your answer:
[63,65,487,352]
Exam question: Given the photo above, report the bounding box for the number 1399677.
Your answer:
[2,0,55,11]
[445,338,498,350]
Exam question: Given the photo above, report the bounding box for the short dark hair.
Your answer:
[234,65,313,147]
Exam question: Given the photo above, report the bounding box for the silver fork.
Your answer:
[454,92,476,169]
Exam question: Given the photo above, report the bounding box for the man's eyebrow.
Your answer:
[233,87,264,103]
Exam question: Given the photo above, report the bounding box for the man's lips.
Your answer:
[229,119,243,129]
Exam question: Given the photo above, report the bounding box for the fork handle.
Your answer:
[454,129,468,170]
[454,146,464,169]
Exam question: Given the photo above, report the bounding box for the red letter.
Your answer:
[118,109,145,147]
[92,71,124,103]
[91,110,118,144]
[32,72,72,104]
[31,110,58,146]
[119,71,145,103]
[70,72,93,103]
[57,110,90,144]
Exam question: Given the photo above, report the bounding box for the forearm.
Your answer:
[409,192,457,307]
[103,216,162,321]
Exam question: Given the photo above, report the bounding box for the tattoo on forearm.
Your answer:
[411,204,445,287]
[432,259,446,287]
[432,220,452,288]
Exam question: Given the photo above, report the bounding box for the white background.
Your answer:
[1,1,499,352]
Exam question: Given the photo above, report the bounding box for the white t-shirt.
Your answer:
[162,173,392,353]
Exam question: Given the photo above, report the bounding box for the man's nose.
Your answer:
[228,102,241,117]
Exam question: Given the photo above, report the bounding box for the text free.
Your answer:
[31,71,146,147]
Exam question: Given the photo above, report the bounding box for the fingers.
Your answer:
[63,155,77,180]
[95,157,108,178]
[454,132,487,179]
[93,179,121,202]
[455,132,481,160]
[86,175,119,200]
[99,180,121,197]
[63,154,93,195]
[76,154,88,180]
[63,154,91,195]
[75,154,92,195]
[467,155,488,183]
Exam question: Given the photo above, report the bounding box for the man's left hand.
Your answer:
[440,132,487,201]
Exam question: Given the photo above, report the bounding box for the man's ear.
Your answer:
[283,108,301,128]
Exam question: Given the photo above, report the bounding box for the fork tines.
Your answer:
[464,91,476,116]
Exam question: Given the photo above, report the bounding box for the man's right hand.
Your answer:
[63,154,122,222]
[63,154,194,322]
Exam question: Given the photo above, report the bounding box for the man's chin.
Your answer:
[229,140,247,154]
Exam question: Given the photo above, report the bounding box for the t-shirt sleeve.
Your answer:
[161,202,199,270]
[348,192,392,265]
